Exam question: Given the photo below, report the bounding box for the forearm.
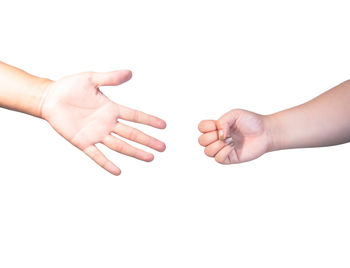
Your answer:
[267,80,350,151]
[0,62,52,118]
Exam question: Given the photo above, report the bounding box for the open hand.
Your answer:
[198,109,272,164]
[41,70,166,175]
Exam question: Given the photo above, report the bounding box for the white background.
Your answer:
[0,0,350,267]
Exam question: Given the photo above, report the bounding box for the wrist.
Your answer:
[264,113,283,152]
[0,62,53,118]
[36,78,54,119]
[13,75,53,119]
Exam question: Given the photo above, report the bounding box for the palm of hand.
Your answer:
[198,109,270,164]
[41,71,166,175]
[42,74,118,149]
[225,111,269,163]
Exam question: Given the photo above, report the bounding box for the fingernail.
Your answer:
[224,137,233,144]
[218,130,224,141]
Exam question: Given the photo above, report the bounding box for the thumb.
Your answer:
[216,109,237,141]
[92,70,132,87]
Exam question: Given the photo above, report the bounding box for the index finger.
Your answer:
[118,105,166,129]
[198,120,217,133]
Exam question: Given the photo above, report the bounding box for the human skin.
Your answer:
[0,61,166,175]
[198,80,350,164]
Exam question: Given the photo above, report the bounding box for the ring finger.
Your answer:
[102,135,154,162]
[204,140,227,157]
[114,122,166,152]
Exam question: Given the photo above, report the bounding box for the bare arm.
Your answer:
[0,61,51,117]
[268,80,350,151]
[198,80,350,164]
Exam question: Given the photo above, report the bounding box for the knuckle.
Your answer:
[146,115,152,125]
[89,150,98,160]
[85,71,94,81]
[134,149,141,157]
[107,138,123,152]
[117,142,126,152]
[132,110,140,121]
[230,108,240,114]
[129,128,139,141]
[145,136,154,147]
[101,159,109,169]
